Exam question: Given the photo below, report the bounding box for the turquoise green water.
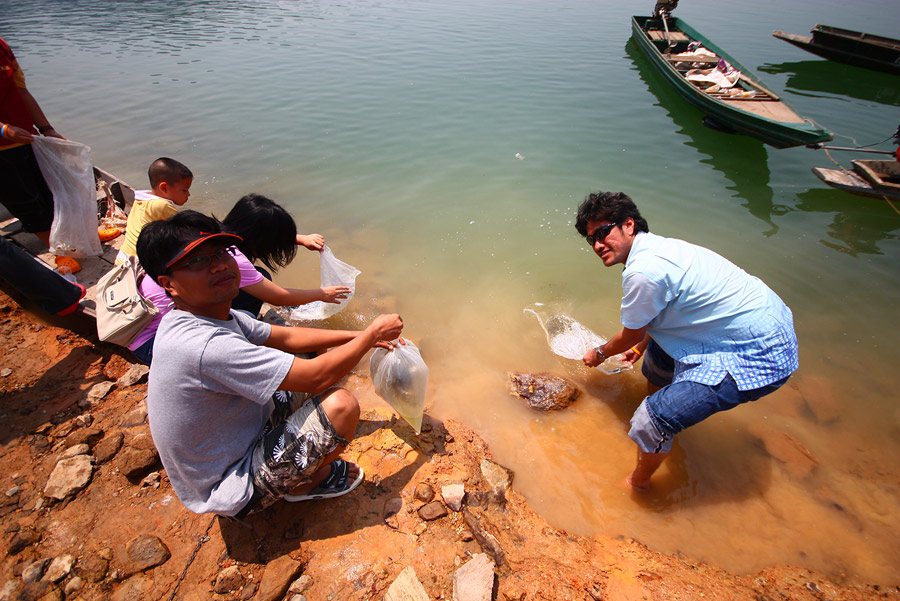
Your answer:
[4,0,900,583]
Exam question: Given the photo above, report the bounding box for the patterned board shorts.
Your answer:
[237,391,347,517]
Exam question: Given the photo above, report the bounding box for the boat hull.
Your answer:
[812,166,900,200]
[632,15,833,148]
[772,28,900,75]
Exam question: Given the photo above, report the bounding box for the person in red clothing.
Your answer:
[0,37,81,273]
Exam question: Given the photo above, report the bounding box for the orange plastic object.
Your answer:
[98,227,122,242]
[55,255,82,274]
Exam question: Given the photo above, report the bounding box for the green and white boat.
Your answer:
[632,14,833,149]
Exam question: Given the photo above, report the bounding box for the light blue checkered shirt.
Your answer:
[621,232,798,390]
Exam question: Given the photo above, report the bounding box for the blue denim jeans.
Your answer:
[630,341,789,453]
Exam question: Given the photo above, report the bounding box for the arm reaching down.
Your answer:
[267,314,403,395]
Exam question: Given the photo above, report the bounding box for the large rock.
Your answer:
[119,403,148,428]
[116,448,160,482]
[506,372,580,411]
[8,527,39,555]
[413,483,434,503]
[74,555,109,583]
[63,427,103,449]
[116,364,149,388]
[479,459,512,497]
[256,555,302,601]
[14,581,62,601]
[44,455,93,500]
[85,381,116,404]
[93,432,125,464]
[417,501,448,521]
[453,553,495,601]
[124,534,170,573]
[22,558,49,583]
[42,554,75,583]
[441,483,466,512]
[385,566,430,601]
[214,565,244,594]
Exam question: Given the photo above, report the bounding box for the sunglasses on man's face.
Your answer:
[169,247,236,272]
[585,223,618,246]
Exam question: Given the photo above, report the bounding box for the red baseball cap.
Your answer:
[164,231,243,269]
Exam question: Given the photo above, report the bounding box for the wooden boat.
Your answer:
[631,15,833,148]
[772,25,900,76]
[0,167,135,317]
[812,160,900,200]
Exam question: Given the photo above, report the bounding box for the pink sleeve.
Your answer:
[234,248,264,286]
[127,275,174,351]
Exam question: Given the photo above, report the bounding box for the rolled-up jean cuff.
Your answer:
[629,399,673,454]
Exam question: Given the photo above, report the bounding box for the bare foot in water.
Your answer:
[626,472,651,491]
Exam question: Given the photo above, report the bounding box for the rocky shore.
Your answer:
[0,287,896,601]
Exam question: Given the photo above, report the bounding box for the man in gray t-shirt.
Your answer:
[137,210,403,517]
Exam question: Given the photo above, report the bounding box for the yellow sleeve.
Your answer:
[145,198,178,221]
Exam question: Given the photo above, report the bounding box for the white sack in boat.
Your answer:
[686,66,740,88]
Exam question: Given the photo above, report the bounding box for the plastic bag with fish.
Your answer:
[524,303,632,375]
[370,339,428,433]
[289,245,360,321]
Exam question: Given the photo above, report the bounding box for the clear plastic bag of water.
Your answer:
[31,137,102,258]
[289,245,360,321]
[370,339,428,433]
[524,303,632,375]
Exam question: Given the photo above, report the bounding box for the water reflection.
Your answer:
[624,41,786,236]
[759,60,900,107]
[794,187,900,256]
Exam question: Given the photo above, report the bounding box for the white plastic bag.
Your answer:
[370,340,429,433]
[290,245,360,321]
[524,303,632,375]
[31,137,102,257]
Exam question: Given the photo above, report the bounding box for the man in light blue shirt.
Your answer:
[575,192,798,490]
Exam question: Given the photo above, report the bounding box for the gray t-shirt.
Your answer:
[147,309,294,515]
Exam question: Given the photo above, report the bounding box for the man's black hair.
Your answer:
[222,193,297,272]
[136,210,225,283]
[574,191,650,237]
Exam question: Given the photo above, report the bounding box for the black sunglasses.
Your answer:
[168,247,236,273]
[585,223,618,246]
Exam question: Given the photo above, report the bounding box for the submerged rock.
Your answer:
[749,423,818,479]
[506,372,580,411]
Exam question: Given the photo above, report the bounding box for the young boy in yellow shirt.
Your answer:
[117,157,192,263]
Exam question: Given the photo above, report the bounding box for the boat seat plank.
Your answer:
[648,30,690,42]
[668,55,720,64]
[711,94,775,101]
